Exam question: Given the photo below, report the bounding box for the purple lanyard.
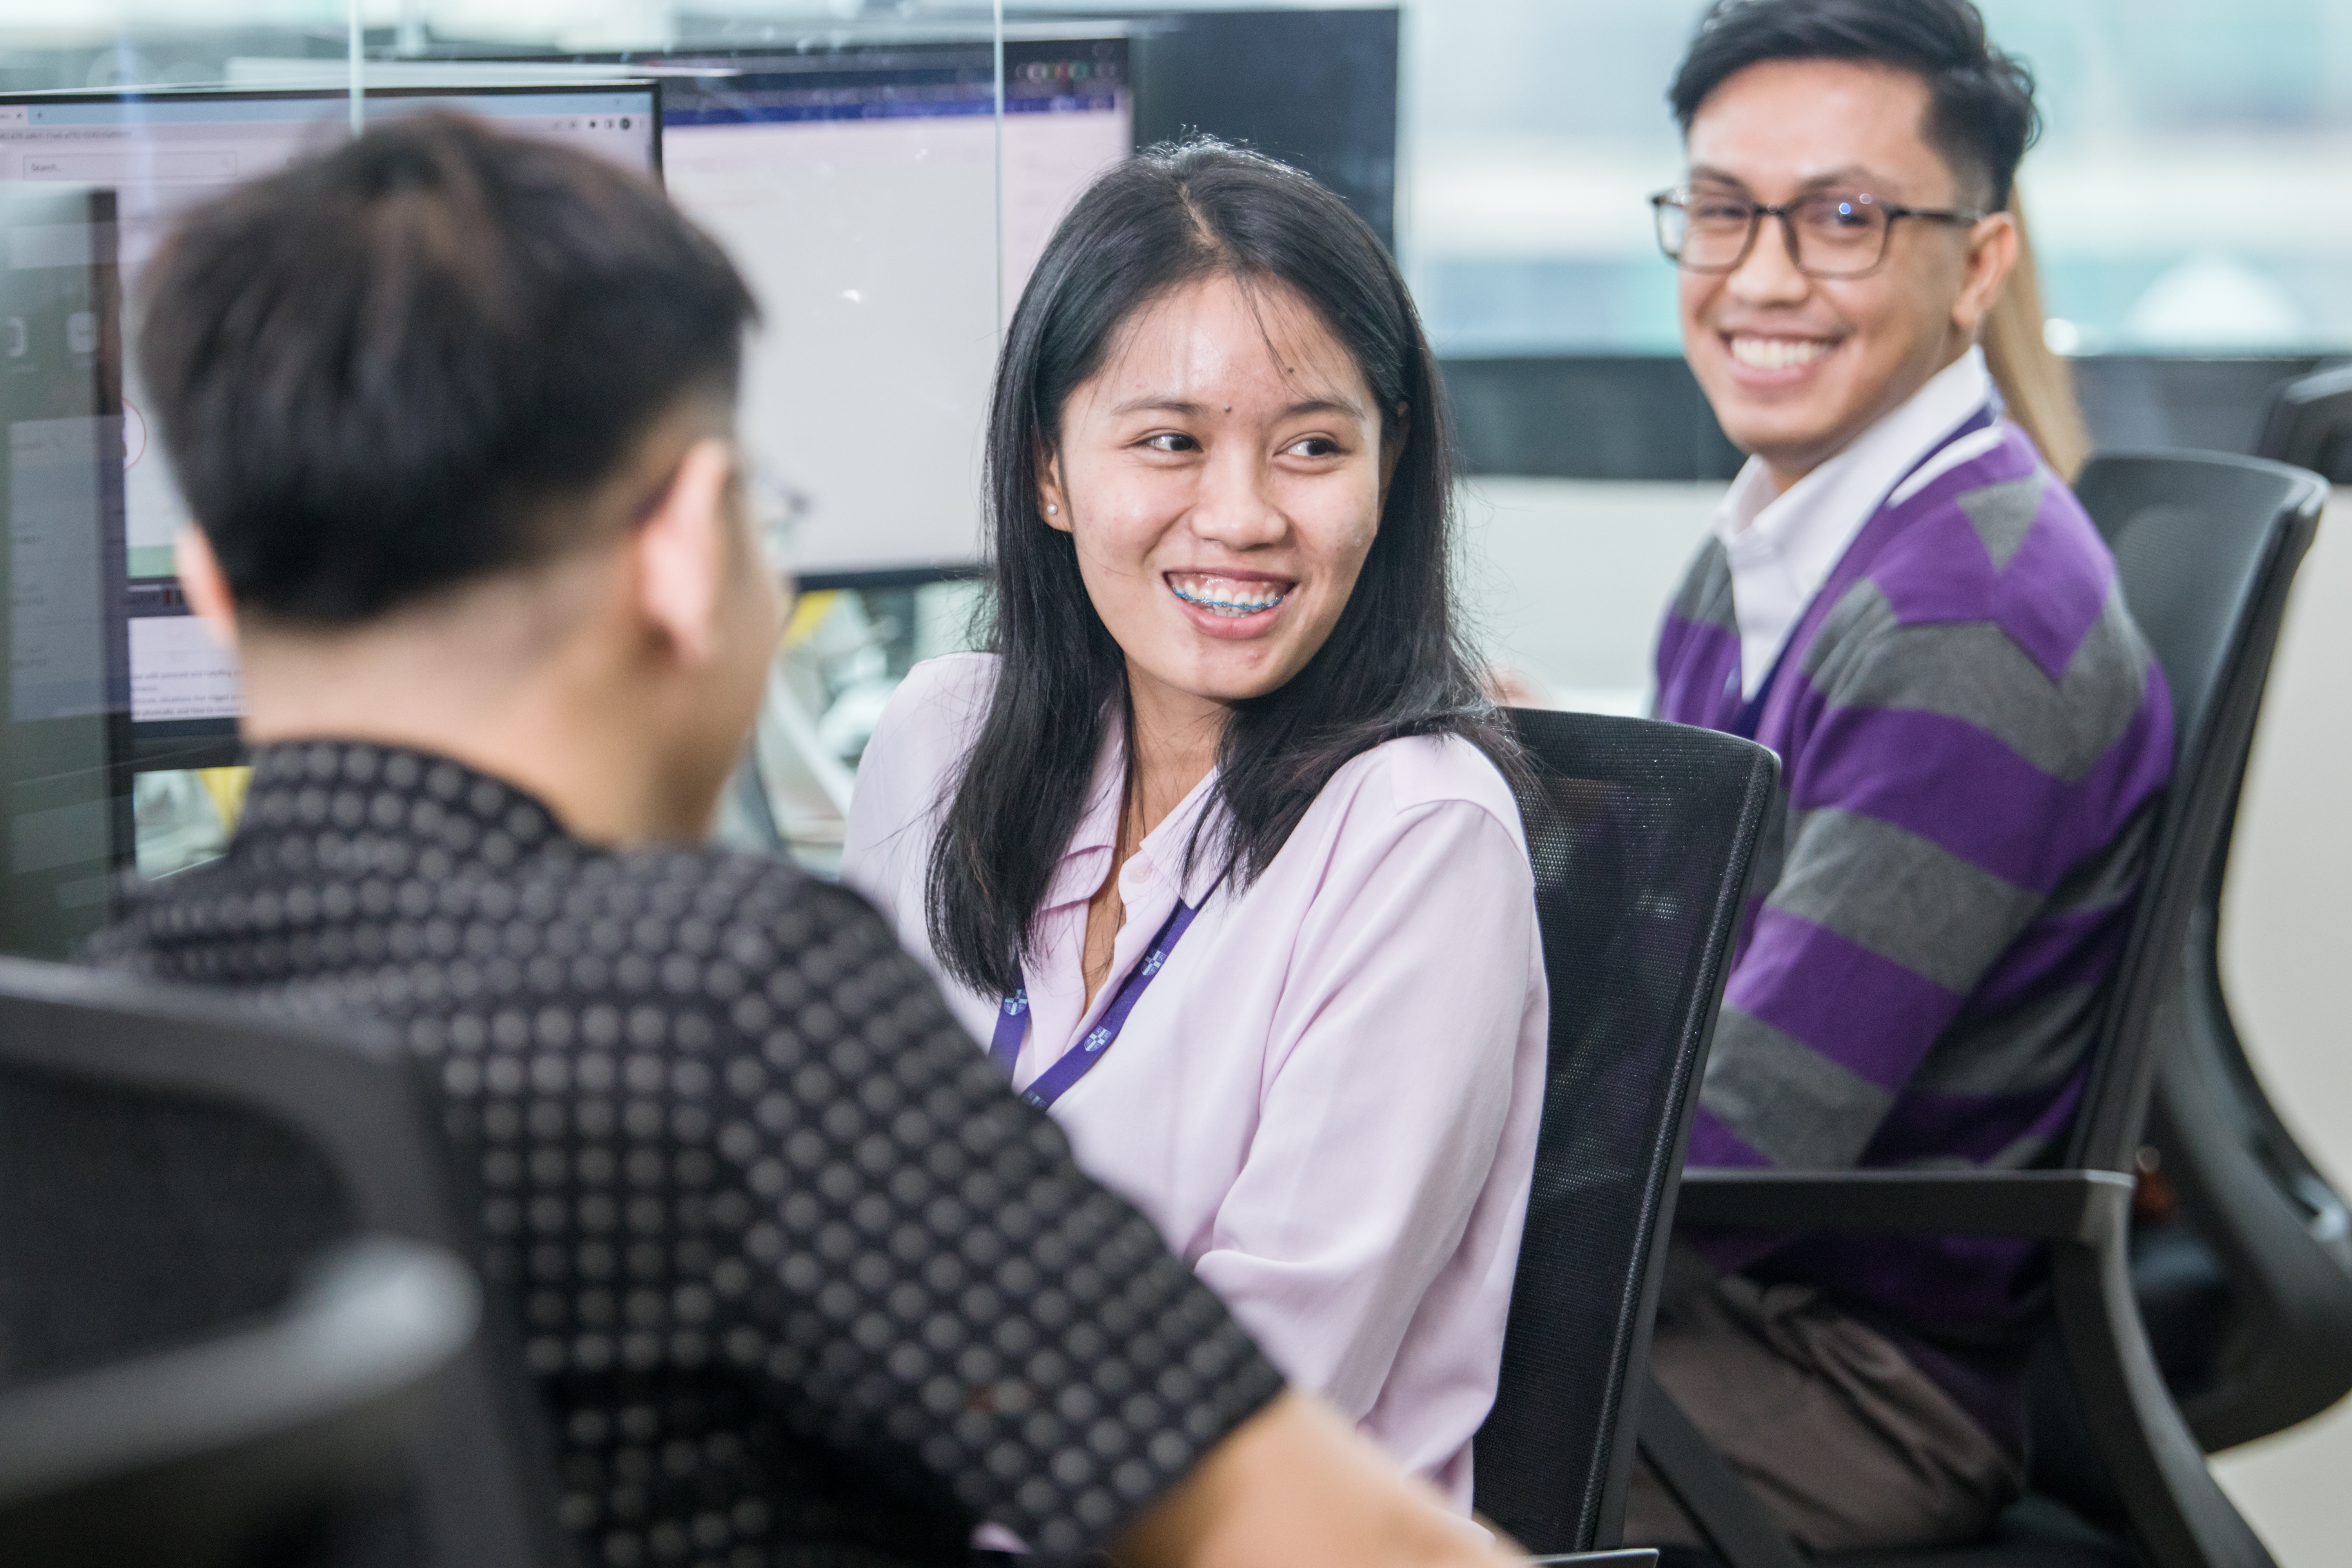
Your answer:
[991,896,1204,1110]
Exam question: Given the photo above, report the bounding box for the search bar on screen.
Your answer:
[18,150,239,183]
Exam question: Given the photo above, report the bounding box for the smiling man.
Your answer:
[1634,0,2175,1553]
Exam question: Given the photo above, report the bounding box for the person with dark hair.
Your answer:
[1632,0,2174,1552]
[87,112,1524,1568]
[842,139,1546,1509]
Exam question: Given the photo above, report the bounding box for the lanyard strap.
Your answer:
[1740,402,2002,744]
[991,895,1203,1110]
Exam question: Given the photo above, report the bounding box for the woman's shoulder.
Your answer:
[889,650,1000,720]
[849,653,999,843]
[1319,730,1527,851]
[866,652,998,765]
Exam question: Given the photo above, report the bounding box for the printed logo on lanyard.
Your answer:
[990,897,1205,1110]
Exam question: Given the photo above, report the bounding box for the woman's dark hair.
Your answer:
[139,111,756,625]
[1670,0,2039,210]
[926,137,1510,999]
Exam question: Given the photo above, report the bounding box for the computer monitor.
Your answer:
[654,36,1132,579]
[0,84,659,763]
[1,183,125,956]
[0,85,659,932]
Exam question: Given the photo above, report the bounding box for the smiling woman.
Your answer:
[841,139,1550,1510]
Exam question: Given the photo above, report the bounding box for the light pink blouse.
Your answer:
[841,653,1548,1508]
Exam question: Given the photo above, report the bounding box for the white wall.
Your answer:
[1463,480,2352,1566]
[1455,477,1719,713]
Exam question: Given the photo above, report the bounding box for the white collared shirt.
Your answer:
[842,652,1549,1510]
[1714,345,1999,698]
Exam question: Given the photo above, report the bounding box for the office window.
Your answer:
[1403,0,2352,356]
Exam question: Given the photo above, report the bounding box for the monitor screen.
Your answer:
[657,37,1131,579]
[0,84,660,761]
[0,184,124,955]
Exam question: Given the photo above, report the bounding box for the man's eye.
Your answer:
[1808,196,1878,230]
[1690,199,1753,225]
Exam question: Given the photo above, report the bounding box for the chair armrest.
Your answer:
[1673,1168,2133,1244]
[1526,1553,1658,1567]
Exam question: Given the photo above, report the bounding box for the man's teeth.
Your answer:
[1170,575,1289,616]
[1730,336,1831,370]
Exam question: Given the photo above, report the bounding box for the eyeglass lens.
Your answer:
[1659,192,1893,278]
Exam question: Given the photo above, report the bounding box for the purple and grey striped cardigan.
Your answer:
[1653,414,2174,1446]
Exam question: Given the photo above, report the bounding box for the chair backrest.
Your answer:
[1472,710,1777,1556]
[2252,363,2352,481]
[0,958,569,1567]
[0,1234,476,1568]
[2065,453,2325,1175]
[2136,510,2352,1449]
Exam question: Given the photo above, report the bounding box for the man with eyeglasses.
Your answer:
[1630,0,2173,1552]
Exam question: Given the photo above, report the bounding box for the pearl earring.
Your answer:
[1046,503,1058,514]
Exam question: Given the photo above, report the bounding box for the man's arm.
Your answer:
[720,876,1524,1564]
[1689,587,2169,1176]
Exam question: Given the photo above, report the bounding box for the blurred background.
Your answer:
[1,3,2345,1559]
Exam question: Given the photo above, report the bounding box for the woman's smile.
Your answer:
[1167,569,1294,630]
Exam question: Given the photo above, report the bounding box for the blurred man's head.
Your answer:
[141,113,773,842]
[1662,0,2034,488]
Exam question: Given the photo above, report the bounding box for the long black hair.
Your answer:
[926,138,1511,999]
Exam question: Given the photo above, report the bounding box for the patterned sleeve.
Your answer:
[1687,574,2171,1175]
[700,876,1285,1556]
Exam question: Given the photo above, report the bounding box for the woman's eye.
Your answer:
[1142,432,1197,453]
[1283,436,1341,458]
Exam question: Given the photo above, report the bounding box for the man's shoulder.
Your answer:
[1665,533,1735,629]
[1796,447,2167,786]
[1858,434,2121,635]
[92,833,901,1006]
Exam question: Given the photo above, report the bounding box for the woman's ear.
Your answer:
[1038,448,1073,534]
[633,437,737,667]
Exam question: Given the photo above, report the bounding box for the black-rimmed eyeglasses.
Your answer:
[1650,187,1985,279]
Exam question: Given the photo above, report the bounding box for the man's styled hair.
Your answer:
[139,112,758,625]
[1669,0,2039,210]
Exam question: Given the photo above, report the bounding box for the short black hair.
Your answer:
[1668,0,2039,211]
[139,111,758,625]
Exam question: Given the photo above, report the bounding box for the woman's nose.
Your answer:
[1187,444,1287,547]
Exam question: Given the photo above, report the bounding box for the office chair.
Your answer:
[0,1234,475,1567]
[0,958,571,1568]
[2251,363,2352,481]
[2109,462,2352,1452]
[1473,709,1778,1561]
[1636,450,2328,1568]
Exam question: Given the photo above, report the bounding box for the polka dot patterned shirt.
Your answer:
[89,740,1285,1568]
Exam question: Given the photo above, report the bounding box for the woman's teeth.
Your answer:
[1169,574,1290,616]
[1729,336,1831,370]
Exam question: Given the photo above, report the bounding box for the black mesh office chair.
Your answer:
[0,958,570,1568]
[0,1234,475,1567]
[2122,451,2352,1451]
[2252,363,2352,481]
[1473,710,1777,1563]
[1637,451,2328,1568]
